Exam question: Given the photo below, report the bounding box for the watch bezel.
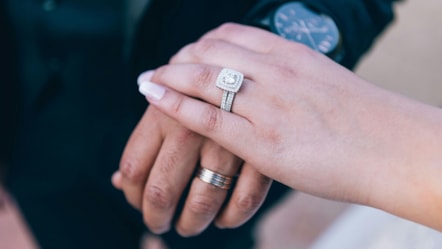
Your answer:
[268,2,344,61]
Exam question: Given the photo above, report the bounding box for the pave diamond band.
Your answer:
[216,68,244,112]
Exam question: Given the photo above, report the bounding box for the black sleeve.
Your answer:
[243,0,400,69]
[0,1,20,169]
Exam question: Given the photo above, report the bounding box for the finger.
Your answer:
[169,38,264,77]
[140,64,259,116]
[119,108,163,209]
[198,23,318,63]
[199,23,281,53]
[142,126,202,234]
[215,163,272,228]
[142,234,169,249]
[174,141,242,237]
[139,78,256,163]
[111,171,123,190]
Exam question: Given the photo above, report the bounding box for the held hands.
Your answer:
[136,23,442,231]
[136,23,381,201]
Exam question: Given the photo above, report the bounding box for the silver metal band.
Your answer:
[216,68,244,112]
[196,167,233,190]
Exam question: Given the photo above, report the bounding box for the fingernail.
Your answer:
[137,70,155,86]
[137,70,166,100]
[214,221,226,229]
[138,80,166,100]
[151,225,171,235]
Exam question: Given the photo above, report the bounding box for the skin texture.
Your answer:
[134,23,442,231]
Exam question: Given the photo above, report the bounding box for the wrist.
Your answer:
[356,89,442,230]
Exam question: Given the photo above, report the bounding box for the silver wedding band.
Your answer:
[196,167,233,190]
[215,68,244,112]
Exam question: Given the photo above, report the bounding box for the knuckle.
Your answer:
[259,175,273,187]
[288,41,317,60]
[192,65,215,89]
[119,158,145,183]
[152,65,168,82]
[191,38,218,58]
[169,92,186,115]
[169,45,188,64]
[262,129,284,153]
[188,195,220,216]
[236,194,263,215]
[216,23,242,36]
[144,185,174,210]
[201,105,222,132]
[155,130,198,176]
[270,63,297,83]
[157,150,179,176]
[175,127,199,146]
[297,42,317,56]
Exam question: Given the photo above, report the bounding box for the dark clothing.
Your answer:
[0,0,397,248]
[245,0,397,68]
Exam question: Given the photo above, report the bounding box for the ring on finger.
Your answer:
[215,68,244,112]
[195,166,234,190]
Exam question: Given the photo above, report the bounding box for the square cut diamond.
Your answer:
[216,68,244,92]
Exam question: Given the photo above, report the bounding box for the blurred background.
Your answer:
[357,0,442,107]
[1,0,441,248]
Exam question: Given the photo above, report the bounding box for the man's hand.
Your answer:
[113,106,271,236]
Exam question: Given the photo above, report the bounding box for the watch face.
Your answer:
[271,2,340,55]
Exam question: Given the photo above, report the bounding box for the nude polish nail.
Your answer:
[138,81,166,100]
[137,70,154,86]
[137,70,166,100]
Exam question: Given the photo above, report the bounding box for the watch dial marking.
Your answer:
[271,2,340,55]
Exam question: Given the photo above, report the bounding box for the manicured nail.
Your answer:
[137,70,155,86]
[138,70,165,100]
[138,80,166,100]
[214,221,226,229]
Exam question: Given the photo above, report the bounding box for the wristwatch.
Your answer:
[250,1,344,61]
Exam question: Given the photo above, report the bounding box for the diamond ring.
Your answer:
[215,68,244,112]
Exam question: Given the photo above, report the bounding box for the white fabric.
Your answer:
[310,205,442,249]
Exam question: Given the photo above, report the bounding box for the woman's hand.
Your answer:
[138,23,442,231]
